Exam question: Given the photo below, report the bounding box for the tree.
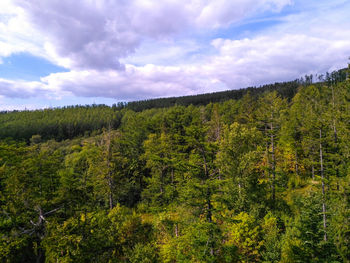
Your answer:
[256,91,287,206]
[216,122,264,212]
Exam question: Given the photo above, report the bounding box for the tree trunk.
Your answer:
[319,128,327,241]
[271,122,276,204]
[295,149,299,176]
[36,248,43,263]
[264,123,269,179]
[108,177,114,210]
[175,224,179,237]
[331,86,340,192]
[331,85,338,143]
[238,181,242,199]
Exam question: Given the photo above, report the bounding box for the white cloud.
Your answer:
[0,78,48,98]
[195,0,291,28]
[121,39,203,66]
[38,28,350,101]
[40,64,214,100]
[7,0,291,70]
[0,0,45,59]
[2,29,350,102]
[1,0,350,106]
[207,33,350,88]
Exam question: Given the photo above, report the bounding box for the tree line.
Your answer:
[0,68,346,144]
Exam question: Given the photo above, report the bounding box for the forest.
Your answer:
[1,66,350,262]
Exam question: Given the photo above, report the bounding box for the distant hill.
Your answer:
[0,68,347,141]
[120,68,347,111]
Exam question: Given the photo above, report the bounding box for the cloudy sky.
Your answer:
[0,0,350,110]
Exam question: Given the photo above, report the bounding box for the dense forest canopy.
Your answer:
[1,66,350,262]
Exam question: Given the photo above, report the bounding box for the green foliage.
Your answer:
[43,205,155,262]
[1,76,350,262]
[216,122,264,212]
[125,79,300,112]
[0,105,122,141]
[224,212,262,263]
[261,212,282,262]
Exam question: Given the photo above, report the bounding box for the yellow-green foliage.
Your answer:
[225,212,263,263]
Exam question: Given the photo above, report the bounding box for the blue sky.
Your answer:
[0,0,350,110]
[0,53,68,81]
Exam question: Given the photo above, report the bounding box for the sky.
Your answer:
[0,0,350,110]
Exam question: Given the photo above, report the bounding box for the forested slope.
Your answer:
[0,68,346,143]
[121,68,348,111]
[1,67,350,262]
[0,105,123,141]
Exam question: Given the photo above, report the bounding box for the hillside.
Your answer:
[0,67,350,262]
[0,68,346,142]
